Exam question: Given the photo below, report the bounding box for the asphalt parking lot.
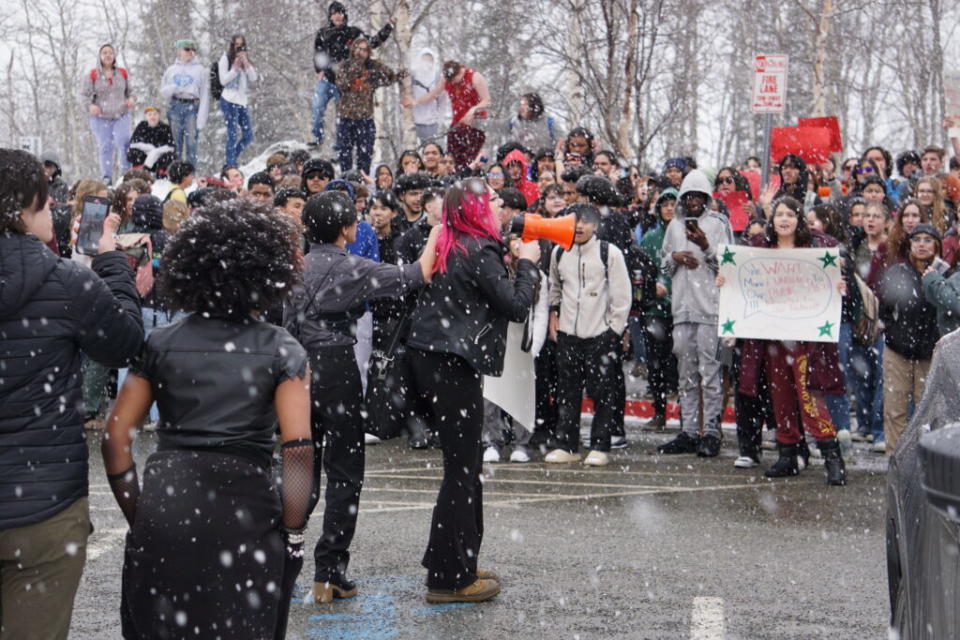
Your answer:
[72,420,890,640]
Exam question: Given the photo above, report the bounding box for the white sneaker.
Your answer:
[142,421,158,432]
[872,440,887,454]
[837,429,853,462]
[509,449,530,463]
[583,450,610,466]
[761,430,777,451]
[483,446,501,463]
[364,433,381,445]
[544,449,581,463]
[733,455,759,468]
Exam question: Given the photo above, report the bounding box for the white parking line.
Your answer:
[690,597,725,639]
[87,527,128,562]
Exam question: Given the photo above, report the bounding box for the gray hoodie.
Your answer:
[660,169,734,325]
[160,57,211,130]
[81,48,132,120]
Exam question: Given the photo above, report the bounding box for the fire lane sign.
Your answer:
[751,54,789,114]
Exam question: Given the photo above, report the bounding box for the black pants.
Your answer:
[307,346,365,582]
[732,347,775,458]
[533,339,560,439]
[556,330,624,453]
[643,315,678,416]
[408,348,484,590]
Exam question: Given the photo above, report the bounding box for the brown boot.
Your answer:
[426,578,501,604]
[314,576,358,604]
[476,569,500,583]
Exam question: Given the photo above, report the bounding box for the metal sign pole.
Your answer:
[760,113,773,191]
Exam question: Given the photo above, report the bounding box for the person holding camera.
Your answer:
[0,149,143,640]
[285,191,438,604]
[217,35,258,167]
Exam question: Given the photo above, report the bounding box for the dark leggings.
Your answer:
[408,348,484,590]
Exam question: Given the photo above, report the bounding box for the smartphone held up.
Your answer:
[75,195,111,255]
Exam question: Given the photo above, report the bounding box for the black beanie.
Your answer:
[132,194,164,230]
[302,158,336,180]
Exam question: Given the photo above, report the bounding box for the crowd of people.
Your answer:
[4,1,960,638]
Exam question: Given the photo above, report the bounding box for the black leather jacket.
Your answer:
[407,236,538,376]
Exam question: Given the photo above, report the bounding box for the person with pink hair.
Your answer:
[405,178,540,603]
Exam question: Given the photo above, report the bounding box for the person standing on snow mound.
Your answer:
[285,191,439,605]
[82,43,135,184]
[311,2,396,148]
[403,61,491,173]
[160,38,210,168]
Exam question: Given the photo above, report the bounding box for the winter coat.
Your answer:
[502,149,539,208]
[410,47,444,126]
[159,58,211,130]
[218,53,258,107]
[129,120,175,149]
[337,57,401,120]
[548,235,632,339]
[313,4,394,80]
[81,57,132,120]
[660,170,735,325]
[638,188,678,318]
[922,269,960,337]
[880,261,939,360]
[407,236,538,376]
[0,233,143,529]
[736,232,845,397]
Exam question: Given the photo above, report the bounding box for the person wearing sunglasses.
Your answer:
[160,38,211,168]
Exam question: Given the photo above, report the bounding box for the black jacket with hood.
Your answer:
[407,236,537,376]
[313,2,394,80]
[0,233,143,529]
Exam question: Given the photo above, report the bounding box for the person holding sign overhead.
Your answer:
[717,196,848,485]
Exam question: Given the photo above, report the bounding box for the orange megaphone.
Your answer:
[509,214,576,249]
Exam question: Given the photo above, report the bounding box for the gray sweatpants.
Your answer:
[481,399,531,450]
[672,322,723,437]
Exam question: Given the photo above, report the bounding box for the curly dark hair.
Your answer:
[157,199,302,315]
[764,196,813,247]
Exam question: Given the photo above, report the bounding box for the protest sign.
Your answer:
[713,191,751,232]
[483,322,535,432]
[716,244,842,343]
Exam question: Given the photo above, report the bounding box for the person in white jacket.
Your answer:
[218,35,258,167]
[545,203,632,467]
[410,47,445,143]
[159,39,210,167]
[482,234,550,463]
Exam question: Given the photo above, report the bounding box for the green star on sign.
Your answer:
[818,251,838,268]
[817,321,835,337]
[721,318,736,334]
[721,247,737,265]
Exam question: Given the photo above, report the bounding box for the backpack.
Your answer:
[210,60,223,100]
[116,233,155,298]
[90,67,128,85]
[852,273,881,347]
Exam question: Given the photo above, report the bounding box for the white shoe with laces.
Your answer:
[583,450,610,466]
[483,446,501,463]
[544,449,581,464]
[733,455,759,469]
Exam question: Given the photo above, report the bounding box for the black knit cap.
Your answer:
[301,158,335,180]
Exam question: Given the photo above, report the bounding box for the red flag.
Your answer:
[770,126,833,165]
[798,116,843,152]
[714,191,751,232]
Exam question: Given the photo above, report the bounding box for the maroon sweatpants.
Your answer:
[764,341,836,445]
[447,125,486,171]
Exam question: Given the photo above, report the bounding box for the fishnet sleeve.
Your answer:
[280,438,314,531]
[107,464,141,528]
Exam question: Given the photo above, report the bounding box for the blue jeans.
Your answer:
[220,99,253,167]
[168,100,199,166]
[824,321,853,432]
[336,117,375,174]
[311,77,340,143]
[89,113,131,180]
[851,333,885,441]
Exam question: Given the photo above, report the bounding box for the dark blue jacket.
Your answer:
[0,233,143,529]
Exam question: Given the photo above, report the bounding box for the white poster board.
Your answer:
[751,54,789,114]
[716,244,842,343]
[483,322,535,432]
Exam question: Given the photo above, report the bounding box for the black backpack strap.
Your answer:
[553,245,566,282]
[600,241,609,280]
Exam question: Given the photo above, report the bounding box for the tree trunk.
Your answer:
[394,0,417,150]
[565,0,585,126]
[616,0,640,161]
[811,0,833,117]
